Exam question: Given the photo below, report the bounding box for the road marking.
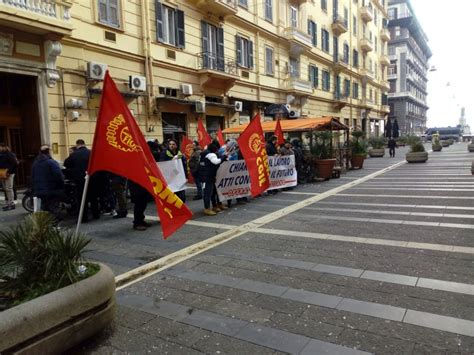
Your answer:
[350,187,474,192]
[115,160,407,290]
[208,250,474,295]
[317,201,474,211]
[338,193,474,200]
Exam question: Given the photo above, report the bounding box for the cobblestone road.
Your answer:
[4,143,473,354]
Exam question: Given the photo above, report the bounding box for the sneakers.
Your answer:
[204,208,217,216]
[2,204,15,211]
[217,203,228,210]
[212,206,222,213]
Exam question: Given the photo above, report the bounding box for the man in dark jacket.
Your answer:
[388,137,397,158]
[199,143,226,216]
[64,139,99,222]
[265,136,278,156]
[159,139,187,203]
[0,142,18,211]
[31,145,64,217]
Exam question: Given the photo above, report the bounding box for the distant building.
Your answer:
[387,0,432,136]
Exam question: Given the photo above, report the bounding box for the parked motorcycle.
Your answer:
[22,180,78,216]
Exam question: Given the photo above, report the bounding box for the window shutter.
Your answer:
[109,0,119,27]
[248,40,253,69]
[98,0,108,23]
[201,21,209,68]
[308,64,312,84]
[235,35,242,66]
[176,10,185,48]
[156,1,164,41]
[217,27,225,71]
[315,67,319,87]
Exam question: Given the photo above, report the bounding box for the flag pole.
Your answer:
[74,173,90,237]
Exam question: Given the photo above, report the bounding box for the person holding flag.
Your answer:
[83,71,192,238]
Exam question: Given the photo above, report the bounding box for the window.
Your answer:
[374,36,378,52]
[236,35,253,69]
[321,29,330,52]
[265,47,274,75]
[156,3,185,48]
[352,15,357,35]
[344,79,350,97]
[308,20,317,46]
[98,0,120,27]
[290,6,298,28]
[343,43,349,63]
[322,70,330,91]
[353,119,357,128]
[265,0,273,21]
[309,65,318,88]
[352,82,359,99]
[201,22,224,71]
[238,0,248,7]
[289,57,299,78]
[353,49,359,67]
[321,0,327,11]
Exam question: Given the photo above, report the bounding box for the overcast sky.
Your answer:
[410,0,473,131]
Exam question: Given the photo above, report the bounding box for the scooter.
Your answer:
[22,180,78,216]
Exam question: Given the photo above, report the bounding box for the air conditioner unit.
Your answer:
[129,75,147,91]
[234,101,243,112]
[87,62,107,80]
[289,110,300,119]
[180,83,193,96]
[284,104,291,112]
[195,100,206,113]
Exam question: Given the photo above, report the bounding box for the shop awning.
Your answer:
[223,117,348,134]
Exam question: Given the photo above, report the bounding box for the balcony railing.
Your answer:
[360,37,373,52]
[285,77,313,93]
[360,6,373,22]
[197,52,238,76]
[1,0,69,19]
[188,0,238,17]
[283,27,312,55]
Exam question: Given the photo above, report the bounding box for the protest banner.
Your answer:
[215,156,297,201]
[157,159,187,193]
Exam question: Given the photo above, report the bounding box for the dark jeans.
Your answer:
[76,181,100,222]
[203,181,217,209]
[133,198,148,226]
[111,181,127,214]
[389,148,396,157]
[192,172,203,197]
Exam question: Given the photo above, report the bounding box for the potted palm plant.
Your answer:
[406,135,428,163]
[308,130,336,180]
[350,130,368,169]
[432,133,442,151]
[368,136,386,157]
[0,212,115,354]
[468,140,474,152]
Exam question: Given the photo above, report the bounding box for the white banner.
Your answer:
[215,156,297,201]
[157,159,187,192]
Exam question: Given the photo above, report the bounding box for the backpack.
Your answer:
[188,151,201,174]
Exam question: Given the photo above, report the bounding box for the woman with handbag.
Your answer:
[0,142,19,211]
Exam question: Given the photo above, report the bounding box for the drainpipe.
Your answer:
[141,0,154,133]
[59,70,70,151]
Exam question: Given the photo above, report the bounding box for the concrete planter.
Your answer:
[441,141,450,147]
[432,144,442,152]
[406,151,428,163]
[369,148,385,157]
[472,162,474,175]
[468,143,474,152]
[351,155,367,169]
[0,263,115,354]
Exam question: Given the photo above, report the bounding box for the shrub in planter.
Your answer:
[307,130,336,179]
[368,136,386,157]
[432,133,442,152]
[468,142,474,152]
[406,136,428,163]
[351,130,368,169]
[0,212,93,309]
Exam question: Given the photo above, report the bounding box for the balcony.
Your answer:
[380,28,390,42]
[283,27,312,56]
[360,37,373,52]
[331,15,348,36]
[359,67,374,85]
[362,98,377,110]
[0,0,73,36]
[332,55,350,73]
[380,54,390,66]
[360,6,373,22]
[381,80,390,90]
[189,0,238,18]
[381,104,390,113]
[197,52,239,91]
[333,93,348,110]
[284,77,313,95]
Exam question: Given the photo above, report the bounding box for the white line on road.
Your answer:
[115,160,408,290]
[338,193,474,200]
[316,201,474,211]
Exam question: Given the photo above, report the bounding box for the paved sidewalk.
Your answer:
[6,143,474,354]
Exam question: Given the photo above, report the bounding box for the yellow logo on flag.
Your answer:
[106,114,142,152]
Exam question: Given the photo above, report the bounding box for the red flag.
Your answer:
[88,71,192,238]
[237,114,270,197]
[217,127,225,146]
[275,118,285,146]
[197,118,212,148]
[181,135,195,184]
